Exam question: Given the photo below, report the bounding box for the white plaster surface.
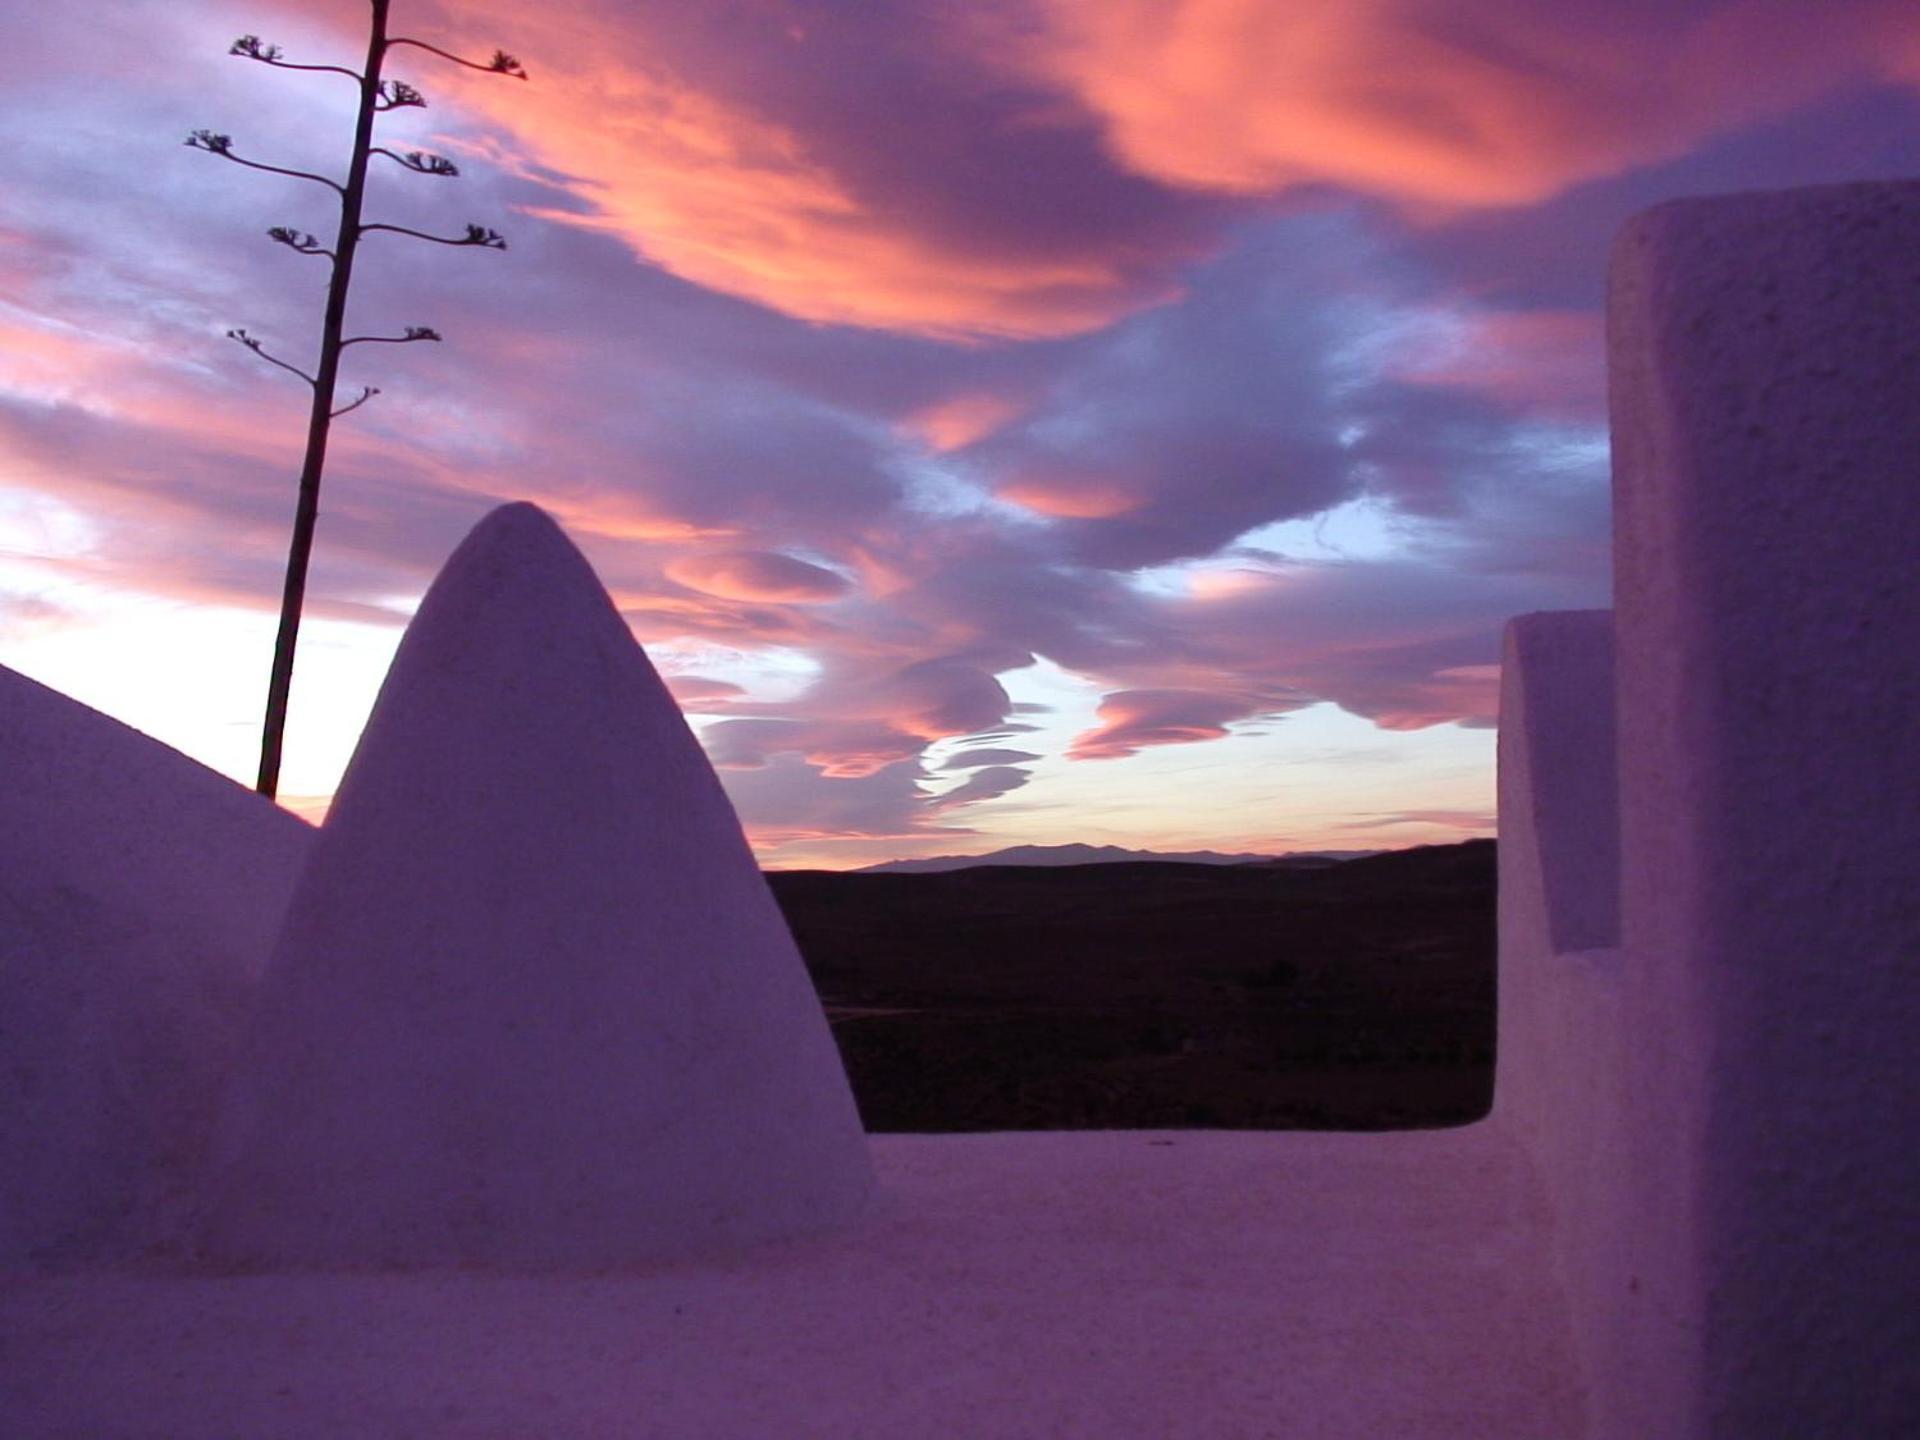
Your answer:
[0,664,313,1268]
[1604,179,1920,1437]
[197,503,872,1268]
[1493,611,1617,957]
[1491,611,1625,1422]
[3,1129,1582,1439]
[11,176,1914,1436]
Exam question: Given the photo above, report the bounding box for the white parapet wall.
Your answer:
[1493,609,1624,1427]
[0,665,313,1268]
[1494,609,1618,962]
[1527,178,1920,1438]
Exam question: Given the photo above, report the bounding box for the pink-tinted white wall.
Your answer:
[1493,609,1624,1427]
[0,665,312,1267]
[199,506,873,1269]
[1502,178,1920,1438]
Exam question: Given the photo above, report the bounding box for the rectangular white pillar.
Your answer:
[1494,609,1624,1420]
[1608,180,1920,1438]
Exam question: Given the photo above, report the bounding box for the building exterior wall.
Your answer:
[0,665,313,1268]
[1610,177,1920,1439]
[1498,178,1920,1437]
[1494,609,1625,1430]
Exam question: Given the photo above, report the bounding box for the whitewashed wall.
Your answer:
[1493,609,1624,1428]
[0,666,312,1267]
[1500,178,1920,1438]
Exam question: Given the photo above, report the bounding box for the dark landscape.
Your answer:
[769,839,1496,1132]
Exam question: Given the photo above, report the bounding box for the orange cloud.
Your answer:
[429,5,1186,339]
[666,550,852,603]
[903,393,1026,452]
[998,468,1145,519]
[553,505,731,545]
[1068,687,1267,760]
[1009,0,1914,209]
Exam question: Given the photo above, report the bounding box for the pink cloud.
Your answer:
[1390,308,1605,421]
[0,396,427,626]
[1005,0,1916,209]
[1368,665,1504,731]
[0,318,150,406]
[1123,558,1559,734]
[662,675,745,708]
[928,764,1032,812]
[409,0,1224,339]
[719,752,1027,858]
[902,393,1026,452]
[701,655,1018,778]
[720,754,937,847]
[666,550,852,603]
[1068,688,1277,760]
[997,468,1147,520]
[546,497,735,545]
[705,718,927,780]
[902,397,1036,453]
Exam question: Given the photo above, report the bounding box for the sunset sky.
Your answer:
[3,1,1915,867]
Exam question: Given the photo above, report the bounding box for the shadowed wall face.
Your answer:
[1493,609,1624,1419]
[1497,611,1618,954]
[1607,180,1920,1438]
[0,665,312,1269]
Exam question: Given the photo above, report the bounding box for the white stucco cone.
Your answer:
[0,664,312,1269]
[200,503,872,1269]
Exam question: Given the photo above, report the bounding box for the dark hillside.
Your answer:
[767,839,1495,1132]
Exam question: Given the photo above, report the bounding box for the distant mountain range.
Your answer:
[856,843,1381,874]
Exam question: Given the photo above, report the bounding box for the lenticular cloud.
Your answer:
[199,503,873,1269]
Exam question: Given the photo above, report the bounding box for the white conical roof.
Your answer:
[0,663,313,1269]
[200,503,872,1269]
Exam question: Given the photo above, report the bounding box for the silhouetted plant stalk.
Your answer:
[188,1,525,799]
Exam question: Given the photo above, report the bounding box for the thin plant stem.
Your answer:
[255,0,392,798]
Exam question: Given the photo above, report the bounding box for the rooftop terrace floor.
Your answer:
[2,1126,1582,1438]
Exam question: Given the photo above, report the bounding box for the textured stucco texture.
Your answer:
[1603,178,1918,1438]
[198,504,873,1270]
[1492,609,1625,1423]
[4,1129,1582,1440]
[0,663,312,1269]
